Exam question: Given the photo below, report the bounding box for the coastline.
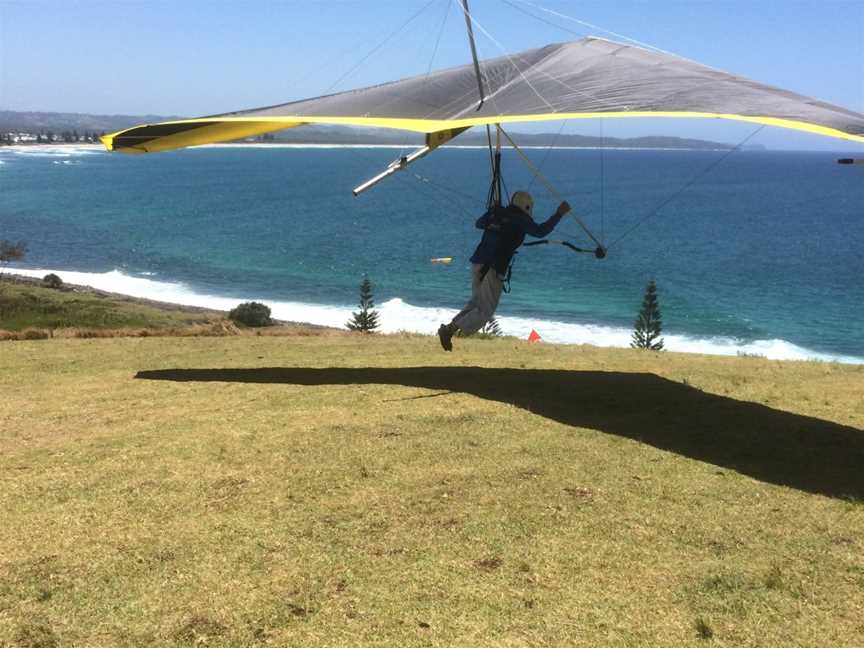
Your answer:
[0,141,737,153]
[4,144,860,363]
[4,266,861,365]
[0,272,332,330]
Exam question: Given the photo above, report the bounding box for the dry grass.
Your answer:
[1,333,863,646]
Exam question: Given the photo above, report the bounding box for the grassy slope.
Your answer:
[0,280,222,332]
[1,332,863,647]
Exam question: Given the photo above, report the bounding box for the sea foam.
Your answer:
[7,145,102,157]
[8,266,862,364]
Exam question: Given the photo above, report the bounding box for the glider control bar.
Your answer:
[353,127,469,196]
[523,239,607,258]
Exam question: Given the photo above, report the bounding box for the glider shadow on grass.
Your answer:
[136,366,864,500]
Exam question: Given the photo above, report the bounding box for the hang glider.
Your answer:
[102,36,864,156]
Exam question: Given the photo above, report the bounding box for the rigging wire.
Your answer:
[456,3,618,125]
[453,5,601,243]
[400,0,454,158]
[607,125,767,250]
[397,172,477,221]
[425,0,452,78]
[527,119,568,192]
[347,143,477,220]
[485,124,495,173]
[323,0,439,94]
[391,155,478,220]
[499,0,586,38]
[409,170,488,210]
[453,1,557,112]
[495,0,776,256]
[506,0,687,59]
[453,0,600,233]
[498,127,605,250]
[600,118,605,243]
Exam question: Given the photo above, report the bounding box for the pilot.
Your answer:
[438,191,570,351]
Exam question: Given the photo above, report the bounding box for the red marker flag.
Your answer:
[528,329,542,343]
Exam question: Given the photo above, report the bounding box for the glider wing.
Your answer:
[102,37,864,153]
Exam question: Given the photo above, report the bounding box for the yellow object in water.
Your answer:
[431,257,453,264]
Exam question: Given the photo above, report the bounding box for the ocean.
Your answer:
[2,143,862,363]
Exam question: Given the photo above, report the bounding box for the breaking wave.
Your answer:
[7,266,861,364]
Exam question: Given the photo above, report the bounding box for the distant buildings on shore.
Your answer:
[1,131,104,145]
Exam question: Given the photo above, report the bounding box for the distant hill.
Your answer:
[0,110,184,134]
[0,110,748,150]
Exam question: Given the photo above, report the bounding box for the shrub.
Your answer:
[42,273,63,289]
[22,328,50,340]
[694,617,713,640]
[229,302,272,327]
[0,239,27,272]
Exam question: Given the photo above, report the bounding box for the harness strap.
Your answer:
[478,254,515,294]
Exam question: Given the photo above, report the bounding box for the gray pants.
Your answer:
[452,263,503,335]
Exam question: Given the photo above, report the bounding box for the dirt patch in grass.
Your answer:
[11,620,59,648]
[474,557,503,572]
[172,615,227,643]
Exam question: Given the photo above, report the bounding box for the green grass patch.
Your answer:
[0,279,222,332]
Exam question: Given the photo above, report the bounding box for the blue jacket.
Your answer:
[469,204,564,275]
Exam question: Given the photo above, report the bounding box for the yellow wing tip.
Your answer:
[99,133,115,151]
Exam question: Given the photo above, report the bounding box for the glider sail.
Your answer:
[102,36,864,154]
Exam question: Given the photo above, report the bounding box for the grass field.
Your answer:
[2,327,863,646]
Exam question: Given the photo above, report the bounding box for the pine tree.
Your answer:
[631,279,664,350]
[346,276,380,333]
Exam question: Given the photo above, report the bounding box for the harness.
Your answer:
[478,204,525,290]
[476,135,521,292]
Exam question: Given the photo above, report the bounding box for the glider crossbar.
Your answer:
[498,126,606,254]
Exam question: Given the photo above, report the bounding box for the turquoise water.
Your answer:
[1,144,862,361]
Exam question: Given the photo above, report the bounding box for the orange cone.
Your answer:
[528,329,542,343]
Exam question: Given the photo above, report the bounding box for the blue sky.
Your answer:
[1,0,862,150]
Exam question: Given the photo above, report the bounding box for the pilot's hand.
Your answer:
[556,201,571,216]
